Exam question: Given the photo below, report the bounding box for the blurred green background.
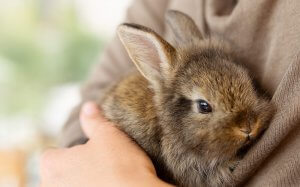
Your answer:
[0,0,131,186]
[0,0,104,117]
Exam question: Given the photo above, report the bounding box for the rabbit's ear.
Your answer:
[166,10,202,44]
[117,23,176,84]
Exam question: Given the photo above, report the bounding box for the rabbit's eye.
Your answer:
[197,99,212,114]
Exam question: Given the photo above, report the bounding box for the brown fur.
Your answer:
[99,11,274,187]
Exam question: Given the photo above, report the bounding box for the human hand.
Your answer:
[40,102,174,187]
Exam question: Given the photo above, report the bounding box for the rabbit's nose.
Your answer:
[240,128,252,141]
[240,128,251,134]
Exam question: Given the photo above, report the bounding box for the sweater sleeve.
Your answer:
[59,0,170,147]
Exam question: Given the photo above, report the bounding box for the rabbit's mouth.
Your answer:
[236,127,267,158]
[236,140,253,158]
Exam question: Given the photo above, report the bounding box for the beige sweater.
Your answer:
[61,0,300,186]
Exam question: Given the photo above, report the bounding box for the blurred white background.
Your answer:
[0,0,132,186]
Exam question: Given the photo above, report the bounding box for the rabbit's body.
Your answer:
[99,11,274,187]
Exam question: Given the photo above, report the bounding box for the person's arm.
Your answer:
[41,102,174,187]
[60,0,170,147]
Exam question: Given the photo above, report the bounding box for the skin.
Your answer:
[40,12,273,187]
[40,102,174,187]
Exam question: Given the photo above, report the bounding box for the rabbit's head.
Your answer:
[117,10,274,163]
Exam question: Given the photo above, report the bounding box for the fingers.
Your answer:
[40,148,66,180]
[40,145,86,187]
[79,102,118,139]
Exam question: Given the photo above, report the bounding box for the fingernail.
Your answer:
[82,102,99,117]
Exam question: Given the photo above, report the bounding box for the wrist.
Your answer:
[135,172,175,187]
[120,170,174,187]
[152,178,175,187]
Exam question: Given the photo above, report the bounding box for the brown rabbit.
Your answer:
[99,10,274,187]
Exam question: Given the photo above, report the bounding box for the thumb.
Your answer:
[79,102,111,138]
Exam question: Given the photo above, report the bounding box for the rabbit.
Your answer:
[99,10,274,187]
